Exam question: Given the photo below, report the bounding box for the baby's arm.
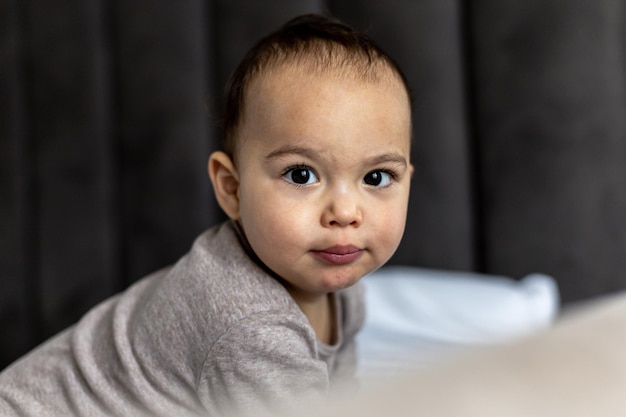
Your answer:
[198,311,329,417]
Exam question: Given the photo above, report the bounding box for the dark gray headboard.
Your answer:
[2,1,625,368]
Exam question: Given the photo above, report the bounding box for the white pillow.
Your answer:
[356,266,559,381]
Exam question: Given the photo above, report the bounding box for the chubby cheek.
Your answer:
[370,202,409,264]
[239,188,309,264]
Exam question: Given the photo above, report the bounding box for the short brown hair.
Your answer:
[220,13,412,156]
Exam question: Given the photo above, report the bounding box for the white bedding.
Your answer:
[356,266,559,382]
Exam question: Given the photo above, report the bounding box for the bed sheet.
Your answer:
[356,266,559,383]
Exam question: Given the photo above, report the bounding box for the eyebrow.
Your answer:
[265,145,318,161]
[364,153,408,167]
[266,144,408,167]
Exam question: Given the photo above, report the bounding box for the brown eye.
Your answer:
[283,166,318,185]
[363,170,392,187]
[290,169,311,184]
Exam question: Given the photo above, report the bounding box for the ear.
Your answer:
[208,151,241,220]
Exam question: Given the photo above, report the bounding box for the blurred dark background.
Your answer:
[2,0,626,369]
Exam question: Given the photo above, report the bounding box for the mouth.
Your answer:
[311,245,364,265]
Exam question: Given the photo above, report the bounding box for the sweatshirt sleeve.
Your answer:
[197,311,329,417]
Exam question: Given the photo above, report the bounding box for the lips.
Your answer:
[311,245,363,265]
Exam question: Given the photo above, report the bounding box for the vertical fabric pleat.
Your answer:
[112,0,214,283]
[0,0,37,368]
[18,1,119,339]
[469,0,626,301]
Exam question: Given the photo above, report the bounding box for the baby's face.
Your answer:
[235,65,412,302]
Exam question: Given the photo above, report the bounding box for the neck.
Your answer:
[289,290,336,345]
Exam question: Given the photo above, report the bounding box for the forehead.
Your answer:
[245,61,410,127]
[236,62,412,160]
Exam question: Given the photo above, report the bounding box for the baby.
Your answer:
[0,13,412,417]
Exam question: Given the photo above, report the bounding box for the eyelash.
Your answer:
[282,164,312,173]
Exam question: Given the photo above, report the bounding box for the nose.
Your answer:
[321,186,363,228]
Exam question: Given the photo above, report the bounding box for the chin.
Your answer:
[319,271,364,292]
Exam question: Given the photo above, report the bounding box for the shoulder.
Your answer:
[129,221,309,358]
[154,221,300,314]
[182,221,304,319]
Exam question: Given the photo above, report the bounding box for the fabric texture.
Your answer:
[0,221,365,417]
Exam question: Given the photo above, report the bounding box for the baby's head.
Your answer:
[220,13,412,159]
[209,14,413,304]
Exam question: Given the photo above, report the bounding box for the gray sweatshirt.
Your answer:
[0,221,364,416]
